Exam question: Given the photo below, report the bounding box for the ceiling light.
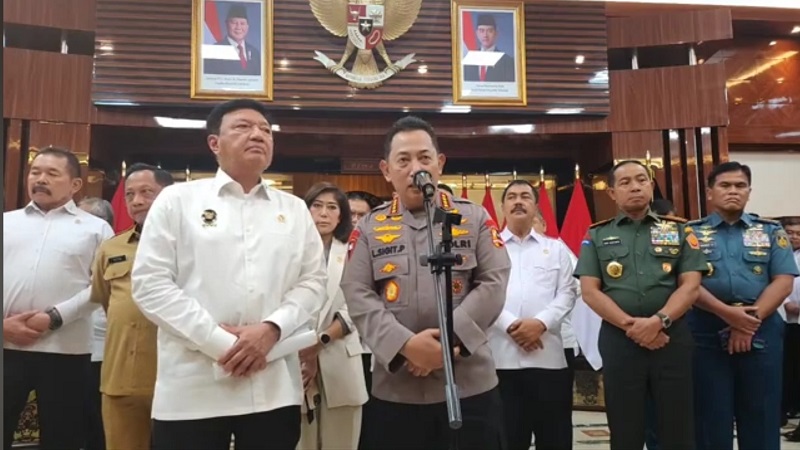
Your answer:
[440,105,471,114]
[546,108,584,115]
[575,55,585,64]
[417,64,428,74]
[271,124,281,132]
[488,124,535,134]
[791,26,800,34]
[769,41,777,46]
[279,58,289,67]
[154,117,206,129]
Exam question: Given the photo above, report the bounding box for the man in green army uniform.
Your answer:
[574,160,708,450]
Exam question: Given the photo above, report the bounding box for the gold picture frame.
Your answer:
[451,0,527,106]
[190,0,274,100]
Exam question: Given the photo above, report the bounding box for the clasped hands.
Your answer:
[720,305,762,354]
[217,322,280,378]
[623,316,669,350]
[3,310,53,347]
[401,329,461,378]
[506,318,546,352]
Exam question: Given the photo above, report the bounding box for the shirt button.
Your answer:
[638,271,644,275]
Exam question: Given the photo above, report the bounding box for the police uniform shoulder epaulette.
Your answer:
[659,214,687,223]
[370,202,392,213]
[589,218,613,229]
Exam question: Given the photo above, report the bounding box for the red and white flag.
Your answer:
[110,181,134,234]
[561,182,592,256]
[538,182,559,238]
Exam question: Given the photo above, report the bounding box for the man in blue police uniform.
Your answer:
[687,161,799,450]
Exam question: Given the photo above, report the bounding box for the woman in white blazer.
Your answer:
[298,182,369,450]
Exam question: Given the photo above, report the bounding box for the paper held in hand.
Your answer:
[213,327,318,380]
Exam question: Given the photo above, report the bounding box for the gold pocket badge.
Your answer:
[385,280,400,302]
[606,261,624,279]
[706,262,714,277]
[662,262,672,273]
[752,265,763,275]
[452,279,464,295]
[380,262,397,274]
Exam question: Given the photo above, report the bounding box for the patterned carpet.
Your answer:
[567,411,800,450]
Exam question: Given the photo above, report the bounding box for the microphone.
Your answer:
[413,170,437,199]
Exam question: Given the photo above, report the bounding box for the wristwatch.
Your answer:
[319,332,332,347]
[45,307,63,331]
[654,312,672,330]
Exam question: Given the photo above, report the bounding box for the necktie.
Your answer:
[238,44,247,69]
[480,66,487,82]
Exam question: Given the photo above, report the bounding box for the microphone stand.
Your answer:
[419,191,463,448]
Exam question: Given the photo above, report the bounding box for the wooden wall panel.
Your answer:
[92,0,609,115]
[607,8,732,49]
[28,122,92,154]
[293,174,393,198]
[3,0,97,31]
[723,39,800,145]
[608,64,728,132]
[3,49,93,123]
[4,120,25,211]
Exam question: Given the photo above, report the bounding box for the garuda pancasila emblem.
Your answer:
[310,0,423,89]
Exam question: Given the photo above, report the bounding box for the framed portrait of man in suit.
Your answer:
[191,0,273,100]
[451,0,526,106]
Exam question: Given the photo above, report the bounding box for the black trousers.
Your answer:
[358,353,374,450]
[152,406,300,450]
[3,350,90,450]
[85,361,106,450]
[599,320,695,450]
[362,388,506,450]
[497,366,573,450]
[783,323,800,416]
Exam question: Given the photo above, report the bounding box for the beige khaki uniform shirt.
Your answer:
[341,191,511,404]
[90,227,157,396]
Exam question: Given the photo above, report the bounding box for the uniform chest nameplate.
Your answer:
[372,244,406,258]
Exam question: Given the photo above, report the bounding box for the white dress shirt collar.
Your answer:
[24,199,80,216]
[213,167,270,199]
[500,227,539,244]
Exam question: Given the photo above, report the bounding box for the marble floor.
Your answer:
[567,411,800,450]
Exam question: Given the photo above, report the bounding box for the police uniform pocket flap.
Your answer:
[103,260,132,281]
[597,245,629,261]
[372,258,409,282]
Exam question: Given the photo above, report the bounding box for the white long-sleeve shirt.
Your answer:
[131,168,327,420]
[488,229,578,370]
[781,250,800,324]
[3,200,113,354]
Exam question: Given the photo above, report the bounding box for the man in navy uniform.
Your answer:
[687,161,798,450]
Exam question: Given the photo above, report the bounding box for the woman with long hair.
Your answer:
[298,182,368,450]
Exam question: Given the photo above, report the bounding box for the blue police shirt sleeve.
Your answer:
[769,226,800,278]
